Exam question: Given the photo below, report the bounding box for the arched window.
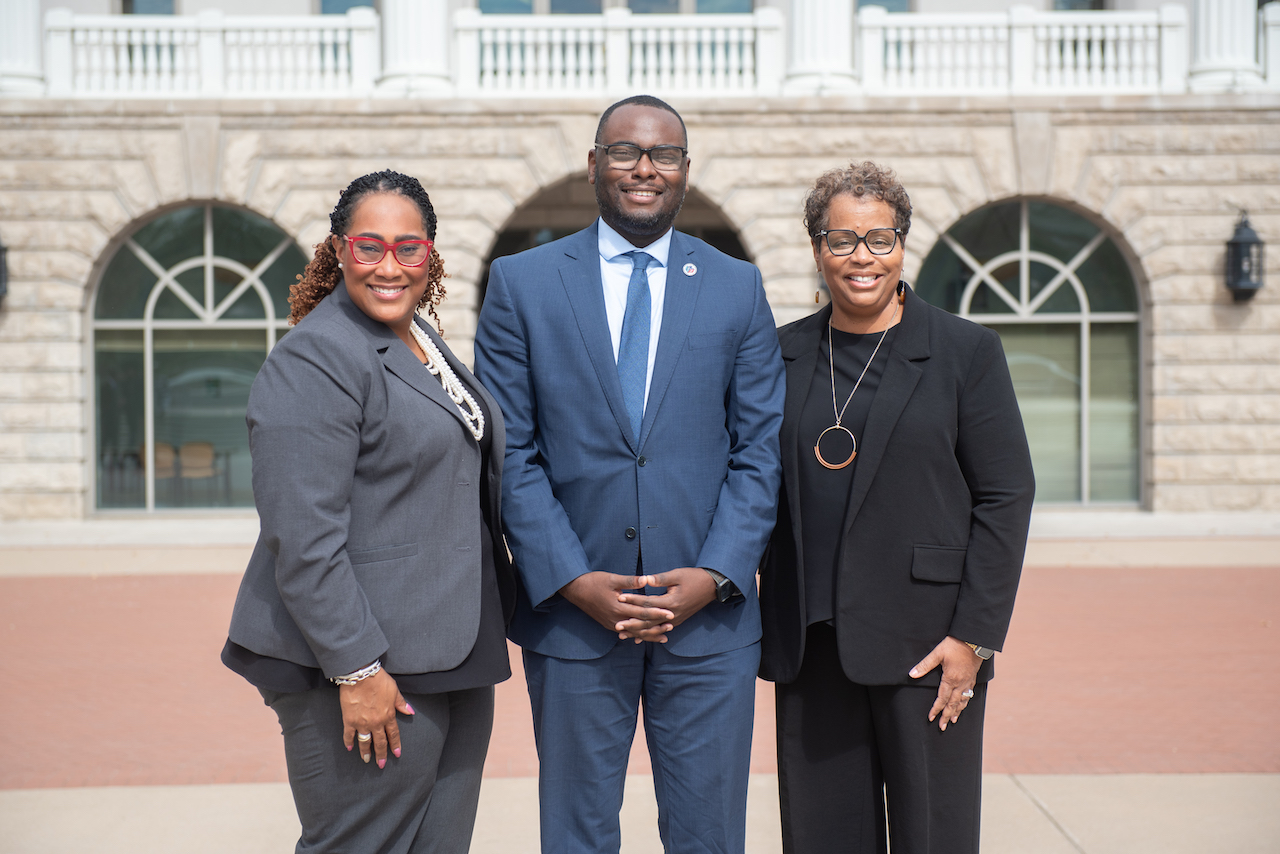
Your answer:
[92,204,307,511]
[916,199,1141,504]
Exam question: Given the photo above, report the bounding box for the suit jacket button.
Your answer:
[625,527,637,540]
[638,456,647,466]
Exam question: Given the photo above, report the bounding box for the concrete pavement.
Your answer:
[1,510,1277,853]
[4,774,1279,854]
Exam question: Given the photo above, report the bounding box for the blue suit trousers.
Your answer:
[524,641,760,854]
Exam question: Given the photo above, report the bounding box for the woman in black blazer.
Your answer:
[759,162,1035,854]
[222,171,515,853]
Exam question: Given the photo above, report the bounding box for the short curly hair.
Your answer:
[802,161,912,241]
[289,169,447,330]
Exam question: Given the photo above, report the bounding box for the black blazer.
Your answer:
[759,287,1035,687]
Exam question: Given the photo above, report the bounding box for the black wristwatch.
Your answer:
[965,642,995,660]
[704,569,741,603]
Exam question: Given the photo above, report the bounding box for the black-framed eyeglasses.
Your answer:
[594,143,687,171]
[815,228,901,257]
[343,235,434,267]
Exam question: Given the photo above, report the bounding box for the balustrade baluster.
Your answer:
[159,29,174,91]
[742,27,756,90]
[883,26,899,89]
[1089,24,1102,88]
[495,29,510,91]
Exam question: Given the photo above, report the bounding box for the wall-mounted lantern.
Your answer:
[1226,211,1264,302]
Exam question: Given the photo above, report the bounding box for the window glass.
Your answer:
[96,331,145,509]
[94,248,156,319]
[696,0,752,10]
[480,0,534,11]
[133,206,203,272]
[92,204,301,511]
[551,0,603,11]
[627,0,676,10]
[123,0,175,13]
[321,0,373,13]
[152,330,266,509]
[1000,324,1082,502]
[1089,324,1140,502]
[1077,237,1139,312]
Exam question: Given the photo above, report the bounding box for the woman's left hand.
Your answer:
[909,635,982,732]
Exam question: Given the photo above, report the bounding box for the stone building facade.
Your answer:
[1,92,1276,519]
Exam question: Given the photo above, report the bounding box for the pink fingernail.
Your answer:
[405,703,415,715]
[378,758,386,769]
[346,743,353,751]
[393,747,401,758]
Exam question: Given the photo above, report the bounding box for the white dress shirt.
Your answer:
[598,218,671,411]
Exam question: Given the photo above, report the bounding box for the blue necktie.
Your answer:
[617,251,653,439]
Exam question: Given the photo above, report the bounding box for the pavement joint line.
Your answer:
[1009,773,1088,854]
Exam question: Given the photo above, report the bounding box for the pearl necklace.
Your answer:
[408,320,485,442]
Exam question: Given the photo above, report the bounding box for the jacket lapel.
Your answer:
[331,283,477,436]
[639,231,699,449]
[841,287,930,534]
[558,224,638,451]
[779,306,829,570]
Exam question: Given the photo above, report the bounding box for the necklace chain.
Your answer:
[829,299,899,429]
[813,299,900,471]
[408,321,486,442]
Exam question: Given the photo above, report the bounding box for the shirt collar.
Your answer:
[597,217,672,269]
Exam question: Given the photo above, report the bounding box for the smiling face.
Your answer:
[588,104,689,248]
[331,192,432,340]
[815,194,906,333]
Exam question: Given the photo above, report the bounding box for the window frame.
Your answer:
[923,197,1147,507]
[86,202,300,513]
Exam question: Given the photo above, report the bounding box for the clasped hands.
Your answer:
[560,568,717,644]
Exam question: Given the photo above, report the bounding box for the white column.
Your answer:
[0,0,44,96]
[1188,0,1264,91]
[379,0,454,94]
[784,0,857,94]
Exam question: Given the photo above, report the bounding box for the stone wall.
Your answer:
[0,94,1276,518]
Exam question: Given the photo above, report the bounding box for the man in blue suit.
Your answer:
[473,95,785,854]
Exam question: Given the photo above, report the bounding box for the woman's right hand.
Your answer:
[339,668,414,768]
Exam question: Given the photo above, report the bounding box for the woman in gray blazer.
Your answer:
[223,170,515,854]
[759,162,1035,854]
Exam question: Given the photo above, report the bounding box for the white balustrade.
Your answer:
[858,3,1189,95]
[43,6,380,98]
[453,6,784,97]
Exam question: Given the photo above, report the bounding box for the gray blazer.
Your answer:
[227,282,511,679]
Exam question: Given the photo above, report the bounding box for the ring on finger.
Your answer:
[961,689,975,699]
[357,732,372,742]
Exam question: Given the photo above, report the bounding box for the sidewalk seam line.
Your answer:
[1008,773,1088,854]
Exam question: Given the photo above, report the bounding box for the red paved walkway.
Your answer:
[1,565,1276,790]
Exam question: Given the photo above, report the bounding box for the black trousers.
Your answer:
[775,623,986,854]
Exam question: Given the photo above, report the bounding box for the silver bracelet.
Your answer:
[330,659,382,686]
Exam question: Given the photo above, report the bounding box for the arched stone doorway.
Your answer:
[477,173,750,306]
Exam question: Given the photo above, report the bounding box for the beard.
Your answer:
[594,166,687,238]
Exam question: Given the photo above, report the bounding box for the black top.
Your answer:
[797,323,898,626]
[222,369,509,695]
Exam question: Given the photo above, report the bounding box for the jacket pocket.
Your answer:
[348,543,419,565]
[688,330,736,349]
[910,545,966,583]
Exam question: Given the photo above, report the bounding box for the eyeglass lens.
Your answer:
[350,237,430,266]
[601,144,685,170]
[825,229,898,256]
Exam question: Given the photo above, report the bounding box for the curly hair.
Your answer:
[289,169,448,330]
[802,161,912,241]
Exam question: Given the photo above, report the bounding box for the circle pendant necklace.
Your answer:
[813,299,900,471]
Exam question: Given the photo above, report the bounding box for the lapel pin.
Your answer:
[683,263,697,276]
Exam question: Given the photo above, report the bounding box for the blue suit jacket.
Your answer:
[474,223,785,660]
